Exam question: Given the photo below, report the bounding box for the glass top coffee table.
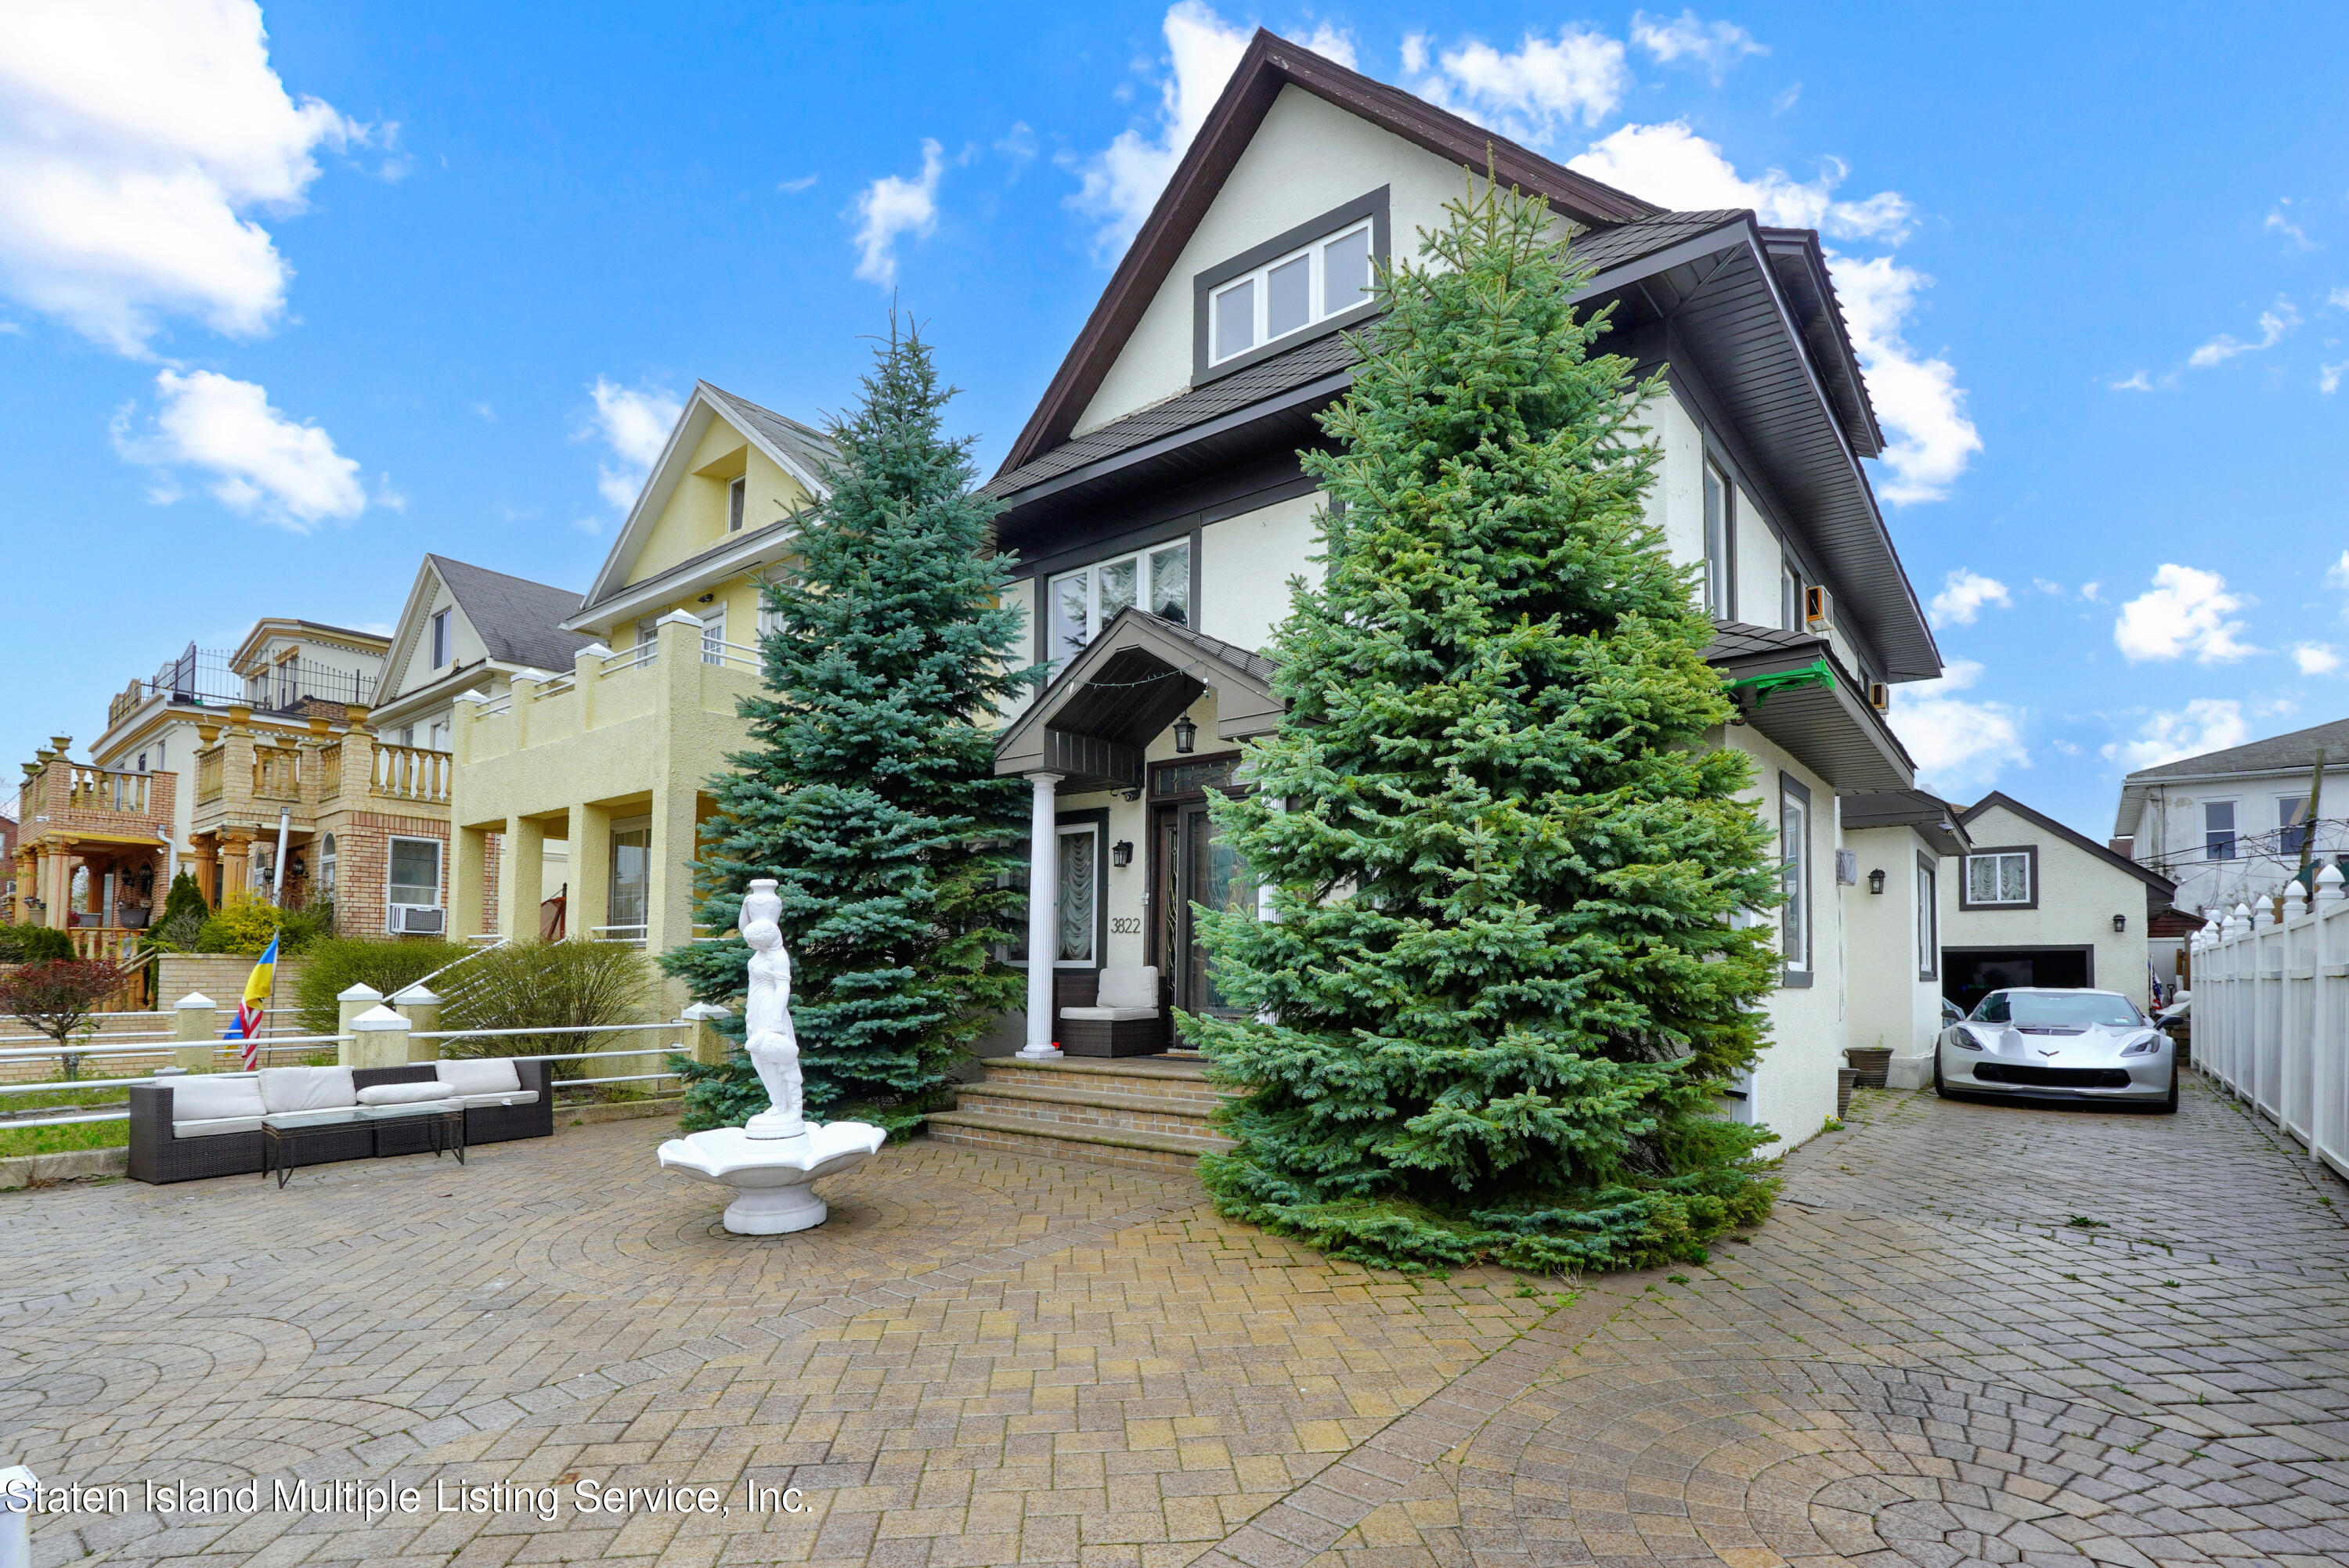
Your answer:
[262,1102,466,1187]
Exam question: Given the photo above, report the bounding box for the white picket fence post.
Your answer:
[2197,881,2349,1181]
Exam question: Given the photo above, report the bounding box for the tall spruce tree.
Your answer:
[664,323,1036,1137]
[1185,178,1784,1274]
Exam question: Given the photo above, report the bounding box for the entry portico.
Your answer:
[993,609,1283,1056]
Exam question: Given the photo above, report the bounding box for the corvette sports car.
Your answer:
[1935,987,2178,1112]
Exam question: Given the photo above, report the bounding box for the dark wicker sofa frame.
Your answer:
[128,1059,554,1184]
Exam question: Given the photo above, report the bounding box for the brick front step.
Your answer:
[976,1055,1229,1107]
[953,1081,1225,1141]
[924,1111,1229,1176]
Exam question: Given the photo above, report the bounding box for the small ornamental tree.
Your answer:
[1184,177,1784,1275]
[151,869,211,951]
[664,321,1037,1137]
[0,959,129,1079]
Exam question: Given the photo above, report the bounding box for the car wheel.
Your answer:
[1933,1051,1950,1098]
[2158,1067,2179,1114]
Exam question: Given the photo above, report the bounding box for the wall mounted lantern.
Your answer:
[1867,868,1885,896]
[2113,914,2127,933]
[1111,841,1133,869]
[1172,712,1198,753]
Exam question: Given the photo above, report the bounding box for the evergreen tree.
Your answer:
[664,323,1037,1137]
[1186,178,1784,1274]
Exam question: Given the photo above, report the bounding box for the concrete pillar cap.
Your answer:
[174,993,215,1010]
[392,985,442,1005]
[337,982,384,1003]
[351,1004,409,1029]
[680,1002,733,1021]
[655,608,704,627]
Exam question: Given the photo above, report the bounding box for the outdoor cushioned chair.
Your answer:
[1058,965,1170,1058]
[128,1058,554,1184]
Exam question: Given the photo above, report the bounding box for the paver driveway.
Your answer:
[3,1076,2345,1567]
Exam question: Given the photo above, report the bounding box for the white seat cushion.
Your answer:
[1059,1006,1160,1022]
[453,1089,539,1110]
[173,1115,262,1138]
[263,1108,362,1129]
[358,1099,460,1119]
[356,1080,453,1106]
[1094,965,1160,1011]
[169,1076,265,1124]
[259,1065,355,1113]
[436,1058,522,1097]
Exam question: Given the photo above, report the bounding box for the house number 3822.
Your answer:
[1110,917,1142,935]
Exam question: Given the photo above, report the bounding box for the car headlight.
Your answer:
[2120,1034,2161,1057]
[1950,1027,1984,1051]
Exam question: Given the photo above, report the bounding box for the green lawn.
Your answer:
[0,1075,135,1159]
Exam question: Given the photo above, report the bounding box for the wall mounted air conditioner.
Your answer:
[1803,583,1834,629]
[389,904,446,935]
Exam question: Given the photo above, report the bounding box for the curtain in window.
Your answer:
[1056,832,1095,961]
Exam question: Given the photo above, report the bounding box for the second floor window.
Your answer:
[1208,218,1373,366]
[1701,463,1734,618]
[1780,559,1805,633]
[2205,799,2236,860]
[1048,541,1190,671]
[2279,795,2311,857]
[1965,851,2032,905]
[727,475,747,533]
[430,607,451,669]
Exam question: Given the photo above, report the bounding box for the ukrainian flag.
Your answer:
[226,933,279,1069]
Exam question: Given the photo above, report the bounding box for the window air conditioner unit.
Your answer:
[1867,680,1890,712]
[1802,583,1833,629]
[389,904,446,935]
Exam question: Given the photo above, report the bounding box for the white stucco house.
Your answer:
[1946,792,2176,1015]
[965,31,1948,1148]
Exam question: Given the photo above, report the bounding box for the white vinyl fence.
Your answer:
[2190,865,2349,1180]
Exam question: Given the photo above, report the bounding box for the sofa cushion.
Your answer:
[436,1058,522,1097]
[169,1075,265,1123]
[356,1080,453,1106]
[358,1098,460,1119]
[259,1065,355,1113]
[1059,1005,1161,1022]
[1095,966,1160,1011]
[453,1089,539,1110]
[173,1115,263,1138]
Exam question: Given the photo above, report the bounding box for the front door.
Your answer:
[1155,798,1252,1018]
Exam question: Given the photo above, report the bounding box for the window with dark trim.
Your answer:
[1959,845,2038,910]
[1916,852,1938,980]
[1779,773,1811,984]
[1193,189,1389,384]
[1701,461,1735,619]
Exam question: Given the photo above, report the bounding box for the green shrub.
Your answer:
[0,925,74,964]
[193,890,281,954]
[293,936,471,1036]
[146,871,211,951]
[442,941,655,1076]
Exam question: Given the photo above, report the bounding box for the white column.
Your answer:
[1019,773,1063,1058]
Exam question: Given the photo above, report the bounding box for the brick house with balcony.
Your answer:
[10,743,178,961]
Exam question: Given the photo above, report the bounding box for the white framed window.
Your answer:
[2279,794,2311,858]
[608,816,651,941]
[397,724,415,747]
[700,604,727,665]
[429,607,452,669]
[427,719,450,752]
[1701,463,1734,618]
[727,475,747,533]
[319,832,337,897]
[1004,823,1103,967]
[2203,800,2236,861]
[1779,777,1810,973]
[1916,855,1937,980]
[1964,851,2033,906]
[1048,540,1191,670]
[1207,218,1374,367]
[1780,558,1805,633]
[388,836,442,908]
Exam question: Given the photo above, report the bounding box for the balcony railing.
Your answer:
[105,644,377,726]
[252,745,302,801]
[196,748,224,803]
[63,766,153,816]
[372,743,450,804]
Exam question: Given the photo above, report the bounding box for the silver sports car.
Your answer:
[1935,987,2178,1112]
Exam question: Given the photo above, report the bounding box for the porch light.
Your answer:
[1172,711,1197,753]
[1867,868,1885,896]
[2113,914,2127,933]
[1112,841,1133,868]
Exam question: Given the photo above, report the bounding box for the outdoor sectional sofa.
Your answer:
[128,1058,553,1184]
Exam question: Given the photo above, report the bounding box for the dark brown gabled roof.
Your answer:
[997,28,1658,475]
[1961,791,2177,898]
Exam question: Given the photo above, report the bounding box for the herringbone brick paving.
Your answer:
[3,1074,2344,1566]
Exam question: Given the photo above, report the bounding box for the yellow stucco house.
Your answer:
[447,384,835,1001]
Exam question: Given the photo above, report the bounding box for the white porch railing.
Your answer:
[2188,866,2349,1180]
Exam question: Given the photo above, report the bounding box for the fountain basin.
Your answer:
[657,1122,886,1235]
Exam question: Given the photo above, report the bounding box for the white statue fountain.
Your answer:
[657,879,886,1235]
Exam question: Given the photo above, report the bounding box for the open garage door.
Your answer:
[1943,946,2094,1015]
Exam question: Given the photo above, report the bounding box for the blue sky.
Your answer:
[3,1,2345,841]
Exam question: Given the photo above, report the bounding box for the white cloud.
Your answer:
[112,368,366,531]
[1069,2,1254,251]
[1886,659,2023,797]
[2265,204,2318,252]
[2102,699,2249,773]
[852,139,945,286]
[0,0,366,355]
[1629,10,1766,82]
[2080,581,2103,603]
[1297,24,1359,67]
[1568,121,1913,240]
[2032,578,2066,596]
[777,173,819,194]
[2327,550,2349,589]
[1402,25,1630,148]
[2113,564,2256,664]
[2105,369,2156,391]
[2293,643,2342,676]
[2188,301,2298,367]
[2322,362,2344,396]
[1927,568,2012,628]
[579,377,681,511]
[2331,285,2349,309]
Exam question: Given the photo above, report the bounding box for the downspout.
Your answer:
[271,805,293,906]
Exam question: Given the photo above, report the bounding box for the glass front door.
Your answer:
[1156,799,1251,1017]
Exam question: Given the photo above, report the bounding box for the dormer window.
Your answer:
[429,607,451,669]
[1194,189,1387,381]
[727,475,747,533]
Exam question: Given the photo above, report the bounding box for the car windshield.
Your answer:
[1975,991,2143,1028]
